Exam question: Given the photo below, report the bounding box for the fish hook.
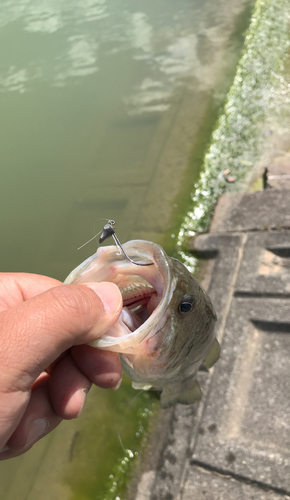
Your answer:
[99,220,154,267]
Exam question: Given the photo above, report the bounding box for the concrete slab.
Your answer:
[137,189,290,500]
[267,152,290,190]
[189,215,290,494]
[192,296,290,492]
[189,233,246,336]
[180,466,289,500]
[235,230,290,298]
[210,190,290,233]
[134,405,200,500]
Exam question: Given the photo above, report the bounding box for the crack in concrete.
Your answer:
[189,459,290,498]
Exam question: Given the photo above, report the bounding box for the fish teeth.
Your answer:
[136,283,153,290]
[121,283,154,296]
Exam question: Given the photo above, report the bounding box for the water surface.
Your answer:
[1,0,211,277]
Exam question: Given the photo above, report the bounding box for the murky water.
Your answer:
[1,0,211,278]
[0,0,254,498]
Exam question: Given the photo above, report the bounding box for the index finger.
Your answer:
[0,273,61,311]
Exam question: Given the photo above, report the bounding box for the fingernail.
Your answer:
[112,378,122,391]
[79,383,92,411]
[25,418,49,448]
[75,387,90,417]
[86,282,122,314]
[0,445,9,454]
[84,382,92,395]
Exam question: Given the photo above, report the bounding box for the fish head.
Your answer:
[124,255,217,384]
[64,240,217,387]
[161,256,217,369]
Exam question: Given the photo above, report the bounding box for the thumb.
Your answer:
[0,282,122,393]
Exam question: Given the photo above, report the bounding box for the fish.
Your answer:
[63,240,219,408]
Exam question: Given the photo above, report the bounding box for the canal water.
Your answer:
[0,0,254,498]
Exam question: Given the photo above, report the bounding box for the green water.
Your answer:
[0,0,255,498]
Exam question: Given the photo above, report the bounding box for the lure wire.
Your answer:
[77,230,102,250]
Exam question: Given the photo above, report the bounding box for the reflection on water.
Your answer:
[0,0,201,109]
[0,0,254,498]
[0,0,214,282]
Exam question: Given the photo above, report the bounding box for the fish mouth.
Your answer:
[64,240,175,353]
[92,240,174,353]
[120,278,157,323]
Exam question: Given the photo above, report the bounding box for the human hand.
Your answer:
[0,273,123,460]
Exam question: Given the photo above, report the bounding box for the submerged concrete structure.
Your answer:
[134,166,290,499]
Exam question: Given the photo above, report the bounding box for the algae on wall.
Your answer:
[178,0,290,269]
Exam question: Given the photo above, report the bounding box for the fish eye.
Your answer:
[178,294,195,314]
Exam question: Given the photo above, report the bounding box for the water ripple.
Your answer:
[55,35,98,85]
[1,0,202,103]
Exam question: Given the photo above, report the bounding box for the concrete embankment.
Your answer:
[178,0,290,267]
[133,168,290,500]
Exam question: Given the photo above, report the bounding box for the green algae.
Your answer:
[177,0,290,271]
[66,379,158,500]
[160,0,255,257]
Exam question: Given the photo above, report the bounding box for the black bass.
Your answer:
[64,240,219,408]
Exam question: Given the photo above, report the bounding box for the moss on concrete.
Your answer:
[178,0,290,270]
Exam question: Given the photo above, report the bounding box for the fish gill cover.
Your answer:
[178,0,290,272]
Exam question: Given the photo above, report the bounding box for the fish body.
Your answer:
[64,240,219,408]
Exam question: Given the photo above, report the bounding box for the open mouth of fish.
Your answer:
[63,240,175,354]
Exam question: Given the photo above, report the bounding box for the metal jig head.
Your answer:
[99,220,153,267]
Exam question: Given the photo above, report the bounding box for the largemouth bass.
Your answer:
[64,240,219,408]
